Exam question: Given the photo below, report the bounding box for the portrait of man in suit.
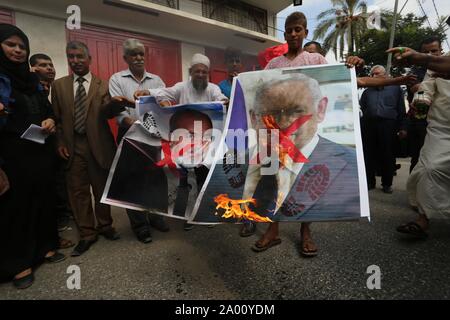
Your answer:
[192,73,360,223]
[104,108,214,220]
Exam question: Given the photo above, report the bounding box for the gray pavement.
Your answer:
[1,158,450,299]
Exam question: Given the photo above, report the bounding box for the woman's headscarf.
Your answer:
[0,23,38,93]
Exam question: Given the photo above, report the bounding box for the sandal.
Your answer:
[251,237,282,252]
[239,222,256,237]
[300,238,318,257]
[396,221,428,239]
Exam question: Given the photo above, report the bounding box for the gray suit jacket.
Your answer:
[193,137,360,222]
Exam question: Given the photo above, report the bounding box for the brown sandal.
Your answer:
[251,237,282,252]
[300,238,318,257]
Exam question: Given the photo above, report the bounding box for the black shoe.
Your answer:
[183,222,194,231]
[382,186,393,194]
[13,273,34,289]
[137,230,152,244]
[45,251,66,264]
[100,228,120,240]
[71,239,97,257]
[239,222,256,237]
[149,216,170,232]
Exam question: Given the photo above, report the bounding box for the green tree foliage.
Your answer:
[357,12,447,75]
[313,0,370,59]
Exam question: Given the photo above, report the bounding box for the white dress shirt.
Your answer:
[243,134,320,212]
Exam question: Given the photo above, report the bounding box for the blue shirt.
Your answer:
[218,79,232,99]
[359,85,406,128]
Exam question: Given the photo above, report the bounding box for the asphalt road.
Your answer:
[1,158,450,299]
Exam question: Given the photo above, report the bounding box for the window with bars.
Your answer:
[202,0,268,35]
[144,0,179,9]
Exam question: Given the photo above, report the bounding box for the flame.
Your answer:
[214,194,273,222]
[261,115,289,167]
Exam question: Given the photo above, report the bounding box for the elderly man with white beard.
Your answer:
[134,53,227,230]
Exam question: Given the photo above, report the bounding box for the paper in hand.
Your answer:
[20,124,49,144]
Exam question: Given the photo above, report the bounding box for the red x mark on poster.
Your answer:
[253,114,312,166]
[155,140,195,176]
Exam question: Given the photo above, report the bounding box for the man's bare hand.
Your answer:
[398,130,407,140]
[345,56,365,68]
[133,90,150,100]
[0,167,10,196]
[41,118,56,134]
[159,100,171,107]
[386,47,416,66]
[0,102,6,116]
[123,117,135,128]
[399,74,418,87]
[111,96,135,107]
[58,146,70,160]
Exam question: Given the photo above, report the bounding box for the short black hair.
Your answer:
[304,41,322,49]
[169,109,212,132]
[420,36,442,49]
[224,47,241,63]
[29,53,52,66]
[285,12,307,29]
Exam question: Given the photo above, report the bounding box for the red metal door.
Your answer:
[67,25,182,141]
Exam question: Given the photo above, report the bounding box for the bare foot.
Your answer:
[300,223,318,256]
[14,268,32,280]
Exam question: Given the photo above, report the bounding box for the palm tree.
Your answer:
[313,0,368,60]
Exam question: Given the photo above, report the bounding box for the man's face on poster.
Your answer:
[169,112,213,168]
[253,80,328,150]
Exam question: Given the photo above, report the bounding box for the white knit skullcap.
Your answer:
[190,53,210,69]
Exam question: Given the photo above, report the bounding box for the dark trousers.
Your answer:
[55,158,72,225]
[361,117,397,187]
[407,119,427,173]
[117,126,160,235]
[66,134,113,240]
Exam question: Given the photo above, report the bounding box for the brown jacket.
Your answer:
[51,74,117,170]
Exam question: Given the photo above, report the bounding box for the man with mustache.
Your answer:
[109,38,169,244]
[134,53,227,230]
[134,53,227,106]
[52,41,126,256]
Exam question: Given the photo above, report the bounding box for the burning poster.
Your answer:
[101,96,226,220]
[190,64,370,224]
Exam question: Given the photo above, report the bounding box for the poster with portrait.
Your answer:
[189,64,370,224]
[101,97,226,220]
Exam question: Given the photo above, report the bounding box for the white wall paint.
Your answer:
[181,42,205,82]
[15,12,69,79]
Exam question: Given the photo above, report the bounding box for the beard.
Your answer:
[192,78,208,92]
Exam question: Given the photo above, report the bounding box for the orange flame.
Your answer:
[214,194,273,222]
[261,115,289,167]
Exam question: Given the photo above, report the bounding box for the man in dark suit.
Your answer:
[52,41,126,256]
[192,75,360,257]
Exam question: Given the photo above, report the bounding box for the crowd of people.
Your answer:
[0,9,449,290]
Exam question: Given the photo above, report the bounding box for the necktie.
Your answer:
[251,168,278,217]
[74,77,87,134]
[173,168,190,217]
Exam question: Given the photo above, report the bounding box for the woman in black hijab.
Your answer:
[0,24,65,289]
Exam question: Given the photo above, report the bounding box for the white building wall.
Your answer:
[181,42,205,82]
[14,12,69,78]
